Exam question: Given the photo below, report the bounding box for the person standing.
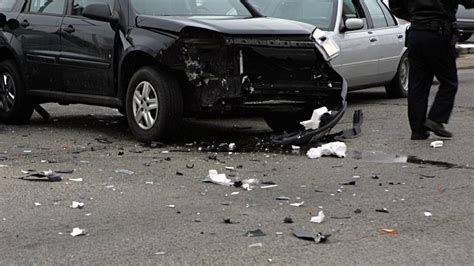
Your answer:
[389,0,474,140]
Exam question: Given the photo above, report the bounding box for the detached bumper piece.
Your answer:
[272,109,363,146]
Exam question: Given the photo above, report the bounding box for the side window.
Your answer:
[30,0,66,15]
[364,0,388,28]
[379,1,397,26]
[72,0,113,16]
[342,0,367,30]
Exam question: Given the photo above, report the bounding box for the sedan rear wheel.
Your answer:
[125,66,183,142]
[0,60,34,124]
[385,53,409,98]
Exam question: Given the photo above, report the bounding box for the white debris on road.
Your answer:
[70,227,86,237]
[34,202,41,207]
[307,142,347,159]
[300,107,329,130]
[310,211,325,224]
[424,211,433,217]
[204,170,233,186]
[69,178,83,182]
[290,201,305,207]
[70,201,84,209]
[430,141,444,148]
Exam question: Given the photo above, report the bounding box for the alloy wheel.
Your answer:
[400,58,409,93]
[132,81,159,130]
[0,72,15,112]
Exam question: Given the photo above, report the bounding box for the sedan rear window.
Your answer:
[131,0,251,17]
[0,0,16,11]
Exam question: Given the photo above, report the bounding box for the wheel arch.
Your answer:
[117,48,171,104]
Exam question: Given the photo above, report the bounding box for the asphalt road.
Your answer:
[1,69,473,264]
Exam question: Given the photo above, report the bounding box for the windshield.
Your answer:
[131,0,252,17]
[0,0,16,11]
[250,0,337,31]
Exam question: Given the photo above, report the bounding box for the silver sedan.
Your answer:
[251,0,409,98]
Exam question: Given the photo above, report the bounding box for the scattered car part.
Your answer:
[293,229,330,243]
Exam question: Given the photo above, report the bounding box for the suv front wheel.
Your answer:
[125,66,183,142]
[0,60,34,124]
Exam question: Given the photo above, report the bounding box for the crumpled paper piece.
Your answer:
[307,142,347,159]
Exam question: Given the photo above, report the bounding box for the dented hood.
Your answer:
[136,16,315,35]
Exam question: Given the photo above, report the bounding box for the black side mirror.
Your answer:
[83,3,118,23]
[0,13,6,28]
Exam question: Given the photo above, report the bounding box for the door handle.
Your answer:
[397,34,404,39]
[369,37,378,42]
[20,20,30,28]
[63,25,75,33]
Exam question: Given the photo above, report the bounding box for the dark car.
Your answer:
[0,0,347,142]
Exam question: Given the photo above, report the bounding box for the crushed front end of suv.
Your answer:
[0,0,347,142]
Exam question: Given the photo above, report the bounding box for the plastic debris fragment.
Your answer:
[430,141,444,148]
[300,107,329,130]
[248,243,263,248]
[114,169,134,175]
[293,229,330,243]
[310,211,325,224]
[284,217,294,223]
[70,227,86,237]
[424,212,433,217]
[70,201,84,209]
[290,201,305,207]
[307,142,347,159]
[382,229,399,235]
[245,229,266,237]
[204,170,233,186]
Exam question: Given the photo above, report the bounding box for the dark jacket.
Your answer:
[389,0,474,25]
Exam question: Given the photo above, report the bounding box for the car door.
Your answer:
[13,0,66,91]
[59,0,115,96]
[362,0,403,83]
[333,0,379,89]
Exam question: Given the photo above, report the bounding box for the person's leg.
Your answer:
[407,31,434,135]
[428,37,458,124]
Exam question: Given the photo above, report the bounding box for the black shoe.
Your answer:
[424,119,453,138]
[411,132,430,140]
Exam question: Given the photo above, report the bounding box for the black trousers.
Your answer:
[407,30,458,133]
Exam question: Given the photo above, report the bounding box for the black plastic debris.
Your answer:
[293,229,330,243]
[176,172,184,176]
[276,197,290,201]
[354,209,362,214]
[223,218,239,224]
[234,181,243,188]
[95,138,113,144]
[371,175,380,180]
[376,209,389,213]
[16,170,65,182]
[34,104,51,121]
[271,110,362,146]
[340,181,356,186]
[245,229,266,237]
[260,181,276,185]
[284,217,294,224]
[186,164,195,169]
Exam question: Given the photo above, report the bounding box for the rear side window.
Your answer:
[30,0,66,15]
[72,0,114,16]
[379,1,397,26]
[364,0,388,28]
[0,0,17,11]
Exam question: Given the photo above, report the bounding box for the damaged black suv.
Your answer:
[0,0,347,142]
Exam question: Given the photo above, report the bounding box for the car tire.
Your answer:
[385,53,409,98]
[264,111,310,132]
[125,66,183,142]
[0,60,34,124]
[458,33,472,42]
